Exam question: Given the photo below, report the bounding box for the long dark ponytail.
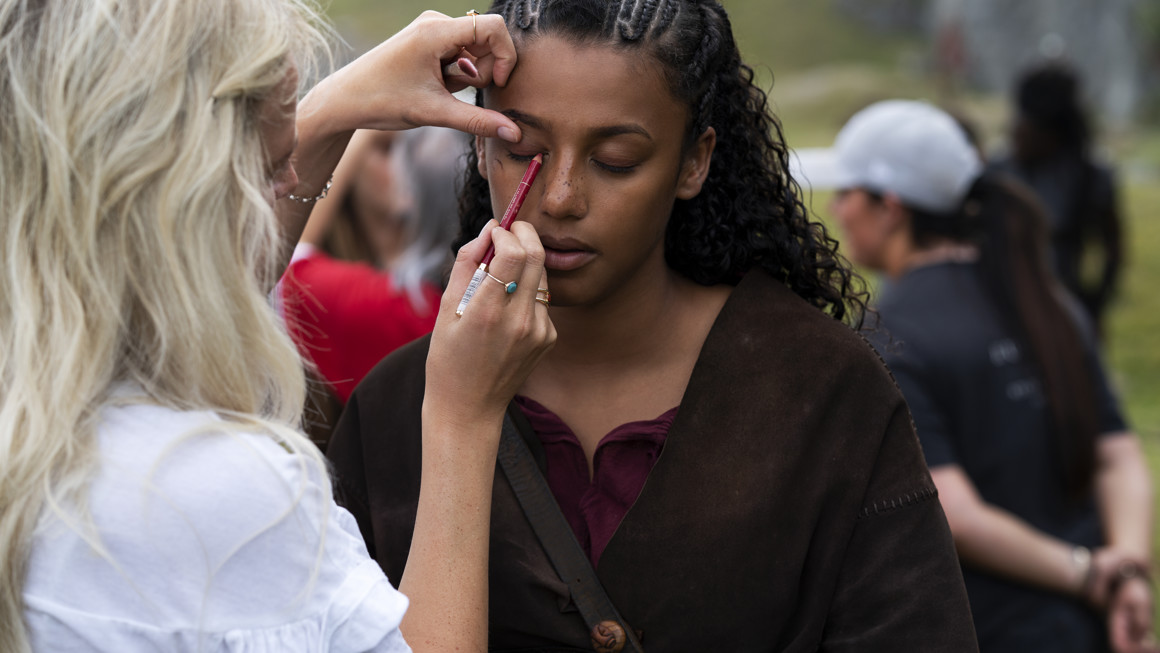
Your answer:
[915,175,1101,498]
[456,0,868,325]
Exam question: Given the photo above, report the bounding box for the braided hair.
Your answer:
[457,0,868,325]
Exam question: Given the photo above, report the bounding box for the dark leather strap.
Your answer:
[498,414,645,653]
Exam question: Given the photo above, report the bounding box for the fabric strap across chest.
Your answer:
[497,414,645,653]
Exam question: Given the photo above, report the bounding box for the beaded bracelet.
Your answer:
[1110,560,1152,594]
[286,175,333,204]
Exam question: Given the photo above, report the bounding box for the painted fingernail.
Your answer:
[498,125,519,143]
[458,57,479,78]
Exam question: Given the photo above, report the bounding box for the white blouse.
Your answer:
[23,396,411,652]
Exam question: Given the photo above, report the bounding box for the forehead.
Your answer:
[486,35,687,135]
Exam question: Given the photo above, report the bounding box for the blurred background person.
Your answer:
[310,130,402,266]
[282,126,468,414]
[817,100,1154,653]
[990,63,1124,341]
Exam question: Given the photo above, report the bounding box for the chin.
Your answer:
[541,271,601,308]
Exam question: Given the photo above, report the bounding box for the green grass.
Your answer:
[325,0,480,52]
[324,0,920,74]
[1109,182,1160,440]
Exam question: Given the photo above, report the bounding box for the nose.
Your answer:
[537,154,587,221]
[273,164,300,201]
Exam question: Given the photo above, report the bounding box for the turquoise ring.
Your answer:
[487,272,517,294]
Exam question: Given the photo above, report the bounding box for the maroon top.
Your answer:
[514,396,677,568]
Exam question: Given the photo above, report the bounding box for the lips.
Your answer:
[539,235,597,272]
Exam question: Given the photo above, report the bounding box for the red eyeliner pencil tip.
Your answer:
[481,154,544,266]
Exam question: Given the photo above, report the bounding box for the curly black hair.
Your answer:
[456,0,868,325]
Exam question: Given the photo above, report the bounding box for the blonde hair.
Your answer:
[0,0,330,649]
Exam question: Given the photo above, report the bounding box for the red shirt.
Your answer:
[514,396,677,568]
[281,252,441,402]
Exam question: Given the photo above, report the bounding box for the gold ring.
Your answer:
[536,288,551,303]
[535,297,551,306]
[467,10,479,44]
[486,271,517,294]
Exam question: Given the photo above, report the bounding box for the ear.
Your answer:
[475,134,489,180]
[676,127,716,200]
[879,192,911,234]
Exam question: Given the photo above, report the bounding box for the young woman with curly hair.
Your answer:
[328,0,977,649]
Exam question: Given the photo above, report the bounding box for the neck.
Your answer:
[887,241,978,279]
[547,264,692,368]
[521,255,731,421]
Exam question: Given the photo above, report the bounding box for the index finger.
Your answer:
[461,14,517,87]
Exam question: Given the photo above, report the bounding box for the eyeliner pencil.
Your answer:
[456,153,544,316]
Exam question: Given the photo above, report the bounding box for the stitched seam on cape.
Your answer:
[857,486,939,520]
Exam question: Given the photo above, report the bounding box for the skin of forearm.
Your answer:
[1096,435,1154,561]
[951,501,1087,596]
[274,76,355,277]
[397,414,500,653]
[296,129,381,248]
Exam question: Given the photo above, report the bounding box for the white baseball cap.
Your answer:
[790,100,983,214]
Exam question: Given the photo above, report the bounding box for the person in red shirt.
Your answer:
[281,126,468,403]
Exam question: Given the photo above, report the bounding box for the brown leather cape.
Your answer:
[327,269,979,652]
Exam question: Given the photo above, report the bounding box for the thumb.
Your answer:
[427,97,521,143]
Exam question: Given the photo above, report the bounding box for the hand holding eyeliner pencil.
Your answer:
[456,153,544,316]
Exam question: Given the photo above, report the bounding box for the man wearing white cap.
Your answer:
[803,100,1155,653]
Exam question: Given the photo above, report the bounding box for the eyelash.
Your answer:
[505,151,636,175]
[594,161,635,174]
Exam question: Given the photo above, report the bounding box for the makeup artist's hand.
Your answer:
[300,10,521,142]
[424,219,555,436]
[278,11,521,281]
[402,220,552,652]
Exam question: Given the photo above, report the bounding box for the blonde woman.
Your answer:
[0,1,553,652]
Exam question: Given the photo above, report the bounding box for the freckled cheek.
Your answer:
[484,158,512,220]
[488,185,509,221]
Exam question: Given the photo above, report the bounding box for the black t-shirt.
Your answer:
[869,261,1127,653]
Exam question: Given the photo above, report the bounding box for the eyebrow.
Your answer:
[501,109,652,142]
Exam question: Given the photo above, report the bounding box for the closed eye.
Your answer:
[594,160,636,174]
